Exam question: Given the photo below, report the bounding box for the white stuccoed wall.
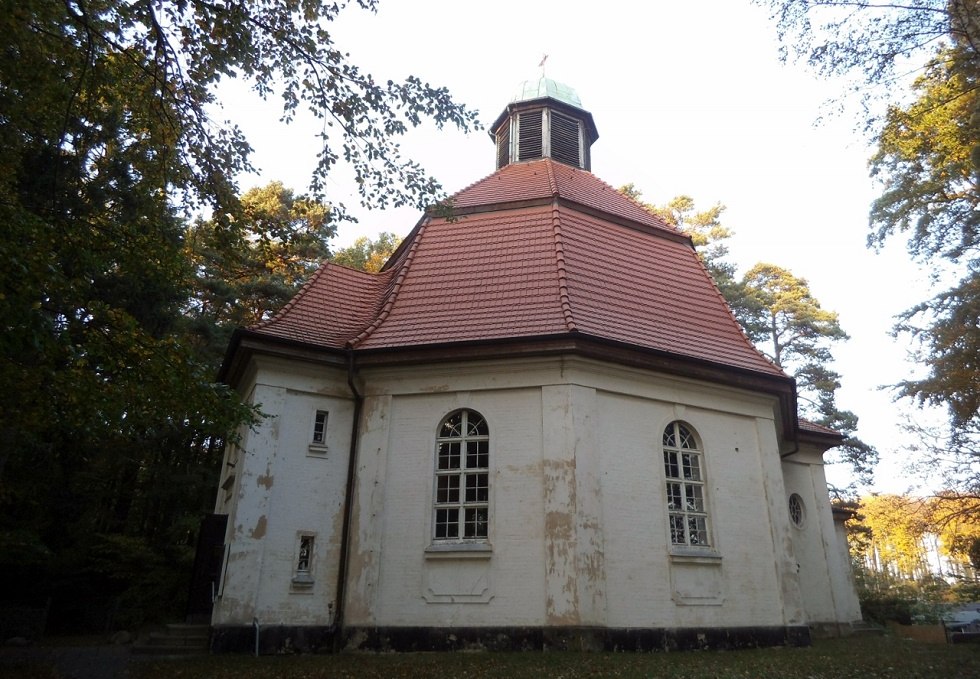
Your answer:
[212,357,354,627]
[782,446,862,629]
[344,356,808,630]
[214,353,856,632]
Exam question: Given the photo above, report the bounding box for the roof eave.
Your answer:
[489,98,599,142]
[352,333,798,440]
[797,427,846,449]
[218,331,799,444]
[217,329,348,389]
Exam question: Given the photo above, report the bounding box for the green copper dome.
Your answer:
[511,77,583,110]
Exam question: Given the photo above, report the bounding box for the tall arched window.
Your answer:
[663,421,711,548]
[433,409,489,541]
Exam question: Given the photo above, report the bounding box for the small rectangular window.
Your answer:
[312,410,328,445]
[292,534,315,589]
[297,535,314,573]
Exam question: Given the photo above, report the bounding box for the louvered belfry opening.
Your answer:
[490,77,598,171]
[517,110,543,161]
[550,110,581,167]
[495,122,510,170]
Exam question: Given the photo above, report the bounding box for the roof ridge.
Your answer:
[691,252,784,375]
[545,158,558,196]
[250,260,332,331]
[450,165,502,202]
[551,203,578,333]
[347,218,429,348]
[569,163,680,235]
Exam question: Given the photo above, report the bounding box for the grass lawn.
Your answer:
[125,635,979,679]
[3,634,977,678]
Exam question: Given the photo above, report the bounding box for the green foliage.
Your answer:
[0,1,477,632]
[859,591,917,626]
[755,0,964,124]
[849,491,980,618]
[186,181,334,365]
[758,1,980,488]
[331,232,403,272]
[740,264,877,480]
[740,263,847,367]
[867,40,980,429]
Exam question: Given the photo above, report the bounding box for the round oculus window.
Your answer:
[789,493,805,528]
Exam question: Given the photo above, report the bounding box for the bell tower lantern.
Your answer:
[490,77,599,171]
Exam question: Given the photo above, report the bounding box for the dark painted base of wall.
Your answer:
[211,624,335,654]
[211,624,810,654]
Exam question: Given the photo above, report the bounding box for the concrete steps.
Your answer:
[849,621,886,637]
[131,623,210,656]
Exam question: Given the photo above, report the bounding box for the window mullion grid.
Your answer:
[664,429,710,548]
[434,412,489,542]
[462,431,489,539]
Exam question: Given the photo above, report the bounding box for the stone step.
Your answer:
[131,623,210,656]
[849,621,886,636]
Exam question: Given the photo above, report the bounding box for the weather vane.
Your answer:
[538,54,548,77]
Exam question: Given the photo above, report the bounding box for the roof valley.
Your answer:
[348,218,429,348]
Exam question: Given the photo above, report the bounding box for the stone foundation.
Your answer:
[210,624,810,654]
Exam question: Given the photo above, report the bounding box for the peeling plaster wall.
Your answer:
[783,447,862,627]
[215,353,857,634]
[341,357,812,631]
[358,386,547,627]
[755,419,807,627]
[212,357,353,627]
[597,392,792,628]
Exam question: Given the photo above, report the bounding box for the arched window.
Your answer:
[433,409,489,541]
[663,421,711,548]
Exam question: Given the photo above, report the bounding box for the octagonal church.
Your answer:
[203,78,862,653]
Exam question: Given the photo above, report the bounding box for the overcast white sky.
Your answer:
[217,0,947,494]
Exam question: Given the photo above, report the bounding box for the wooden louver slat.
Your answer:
[550,111,580,167]
[518,110,543,161]
[496,123,510,169]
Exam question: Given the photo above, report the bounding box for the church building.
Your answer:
[206,78,863,652]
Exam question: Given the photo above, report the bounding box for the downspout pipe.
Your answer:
[334,345,363,650]
[779,435,800,459]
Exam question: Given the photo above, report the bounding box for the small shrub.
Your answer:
[859,592,916,625]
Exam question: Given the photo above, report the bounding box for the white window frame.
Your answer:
[291,532,316,590]
[662,420,712,550]
[432,409,490,544]
[308,409,329,455]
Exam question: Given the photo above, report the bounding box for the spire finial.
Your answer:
[538,54,548,77]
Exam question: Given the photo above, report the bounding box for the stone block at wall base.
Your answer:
[210,624,334,655]
[208,624,810,654]
[341,625,811,653]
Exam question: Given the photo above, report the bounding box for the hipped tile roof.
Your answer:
[246,158,783,378]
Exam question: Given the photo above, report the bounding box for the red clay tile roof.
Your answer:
[799,419,843,437]
[246,158,783,378]
[250,262,397,348]
[451,159,682,237]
